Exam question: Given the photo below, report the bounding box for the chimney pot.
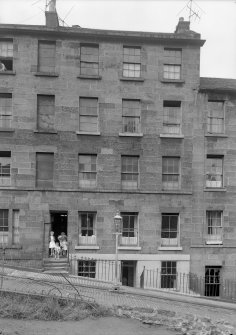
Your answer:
[175,17,190,33]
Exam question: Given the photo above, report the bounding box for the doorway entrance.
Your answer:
[121,261,136,287]
[50,211,68,243]
[205,266,221,297]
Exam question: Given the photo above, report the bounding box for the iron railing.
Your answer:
[0,248,43,270]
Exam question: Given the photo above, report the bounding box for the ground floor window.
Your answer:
[161,261,177,288]
[0,209,8,244]
[205,266,220,297]
[78,260,96,278]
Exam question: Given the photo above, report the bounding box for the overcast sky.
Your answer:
[1,0,236,79]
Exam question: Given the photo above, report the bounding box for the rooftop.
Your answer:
[200,77,236,93]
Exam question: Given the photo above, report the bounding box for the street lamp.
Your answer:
[113,211,122,290]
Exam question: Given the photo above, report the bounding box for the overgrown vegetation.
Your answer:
[0,292,110,321]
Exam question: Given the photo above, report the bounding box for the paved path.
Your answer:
[1,267,236,327]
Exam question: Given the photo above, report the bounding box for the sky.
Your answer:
[0,0,236,79]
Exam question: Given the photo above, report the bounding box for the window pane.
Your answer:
[79,155,97,187]
[37,95,55,130]
[36,153,54,187]
[38,41,56,72]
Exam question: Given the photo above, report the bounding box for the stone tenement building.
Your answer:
[0,6,236,290]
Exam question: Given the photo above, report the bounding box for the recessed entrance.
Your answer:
[50,211,68,243]
[121,261,136,287]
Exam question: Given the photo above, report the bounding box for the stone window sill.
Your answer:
[160,133,184,138]
[120,77,144,82]
[76,131,101,136]
[205,241,223,245]
[0,128,15,132]
[158,246,183,251]
[34,130,58,134]
[119,132,143,137]
[75,245,100,250]
[204,188,226,192]
[118,246,141,250]
[205,134,228,138]
[77,75,102,80]
[161,79,185,84]
[0,71,16,75]
[34,72,59,77]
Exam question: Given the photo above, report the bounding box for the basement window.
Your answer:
[78,260,96,278]
[0,40,13,71]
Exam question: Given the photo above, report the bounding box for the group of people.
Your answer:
[49,231,68,259]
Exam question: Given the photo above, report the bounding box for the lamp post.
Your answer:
[113,211,122,290]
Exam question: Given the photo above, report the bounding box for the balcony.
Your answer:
[78,234,97,246]
[205,229,223,245]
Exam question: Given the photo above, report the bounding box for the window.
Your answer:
[0,151,11,186]
[206,211,223,244]
[123,47,141,78]
[205,266,220,297]
[78,212,96,245]
[0,40,13,71]
[38,41,56,73]
[37,95,55,131]
[0,209,8,244]
[122,100,141,133]
[163,49,181,80]
[12,209,20,245]
[78,154,97,188]
[79,98,98,132]
[161,261,177,289]
[0,93,12,128]
[80,44,99,76]
[163,101,181,134]
[78,260,96,278]
[161,214,179,246]
[36,153,54,188]
[207,101,224,134]
[121,156,139,189]
[120,212,138,246]
[162,157,180,190]
[206,156,223,188]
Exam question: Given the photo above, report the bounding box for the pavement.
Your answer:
[1,266,236,326]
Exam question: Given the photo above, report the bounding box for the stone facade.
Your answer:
[0,14,235,289]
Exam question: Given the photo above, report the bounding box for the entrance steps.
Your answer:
[43,258,69,274]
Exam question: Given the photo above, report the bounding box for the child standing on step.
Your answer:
[49,231,56,257]
[54,242,61,259]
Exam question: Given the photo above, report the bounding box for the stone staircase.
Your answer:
[43,258,69,274]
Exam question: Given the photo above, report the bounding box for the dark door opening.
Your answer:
[50,212,68,243]
[121,261,136,287]
[205,266,221,297]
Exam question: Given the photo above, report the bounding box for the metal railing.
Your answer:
[1,248,43,270]
[141,267,236,302]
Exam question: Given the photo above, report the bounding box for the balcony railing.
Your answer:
[78,234,97,245]
[161,237,179,246]
[120,236,138,246]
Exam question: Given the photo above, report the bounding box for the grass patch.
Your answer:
[0,292,110,321]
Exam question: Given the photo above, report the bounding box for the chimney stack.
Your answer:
[175,17,190,33]
[45,0,59,28]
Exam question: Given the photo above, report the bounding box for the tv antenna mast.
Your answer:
[177,0,204,23]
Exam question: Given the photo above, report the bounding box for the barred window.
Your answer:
[162,157,180,190]
[0,93,12,128]
[79,155,97,188]
[121,156,139,189]
[79,98,98,132]
[122,100,141,133]
[161,261,177,289]
[80,45,99,76]
[78,260,96,278]
[123,47,141,78]
[207,101,224,134]
[163,49,181,80]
